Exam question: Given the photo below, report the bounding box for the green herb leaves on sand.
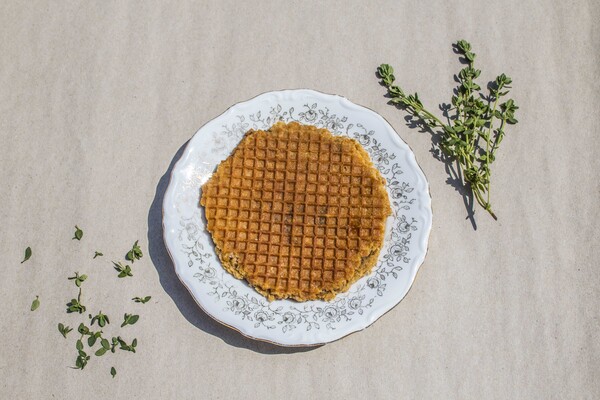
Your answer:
[113,262,133,278]
[126,240,143,262]
[117,336,137,353]
[74,348,90,370]
[31,295,40,311]
[121,313,139,328]
[87,331,102,347]
[46,232,149,375]
[68,272,87,287]
[67,289,86,314]
[58,323,73,338]
[91,311,109,327]
[25,225,150,376]
[96,339,111,357]
[77,322,90,336]
[132,296,151,304]
[21,247,32,263]
[377,40,518,220]
[73,226,83,241]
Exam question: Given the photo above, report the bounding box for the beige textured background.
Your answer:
[1,1,598,399]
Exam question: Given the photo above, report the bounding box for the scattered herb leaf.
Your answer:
[67,290,86,314]
[121,313,139,328]
[113,262,133,278]
[66,299,85,314]
[74,350,90,370]
[126,240,143,262]
[58,323,73,338]
[132,296,151,304]
[86,331,102,347]
[111,367,116,378]
[73,225,83,241]
[95,347,108,356]
[68,272,88,287]
[117,336,137,353]
[30,295,40,311]
[110,337,119,353]
[77,323,90,336]
[91,311,109,327]
[93,251,103,259]
[21,247,32,263]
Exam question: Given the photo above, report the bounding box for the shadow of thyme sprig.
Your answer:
[377,40,519,220]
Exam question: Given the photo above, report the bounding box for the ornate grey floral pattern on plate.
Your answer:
[163,89,432,346]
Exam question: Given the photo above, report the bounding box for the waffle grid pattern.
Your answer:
[202,122,390,301]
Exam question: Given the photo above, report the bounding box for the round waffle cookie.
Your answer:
[200,122,391,301]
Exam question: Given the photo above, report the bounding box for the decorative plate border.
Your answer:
[162,89,432,346]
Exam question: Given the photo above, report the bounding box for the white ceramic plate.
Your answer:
[163,89,432,346]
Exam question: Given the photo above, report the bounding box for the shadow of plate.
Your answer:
[147,139,318,354]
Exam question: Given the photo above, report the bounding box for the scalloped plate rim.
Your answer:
[162,88,432,346]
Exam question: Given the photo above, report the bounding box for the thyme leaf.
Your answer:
[21,247,32,263]
[73,226,83,241]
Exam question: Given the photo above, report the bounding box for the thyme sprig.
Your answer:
[68,272,87,287]
[91,311,109,327]
[377,40,518,220]
[120,313,139,328]
[113,262,133,278]
[58,323,73,338]
[132,296,151,304]
[67,289,86,314]
[126,240,143,262]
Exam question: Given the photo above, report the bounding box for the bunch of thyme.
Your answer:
[377,40,518,220]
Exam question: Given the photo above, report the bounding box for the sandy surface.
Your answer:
[1,1,598,398]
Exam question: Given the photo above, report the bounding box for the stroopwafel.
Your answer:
[200,122,391,301]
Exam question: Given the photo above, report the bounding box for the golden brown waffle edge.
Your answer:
[200,122,391,301]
